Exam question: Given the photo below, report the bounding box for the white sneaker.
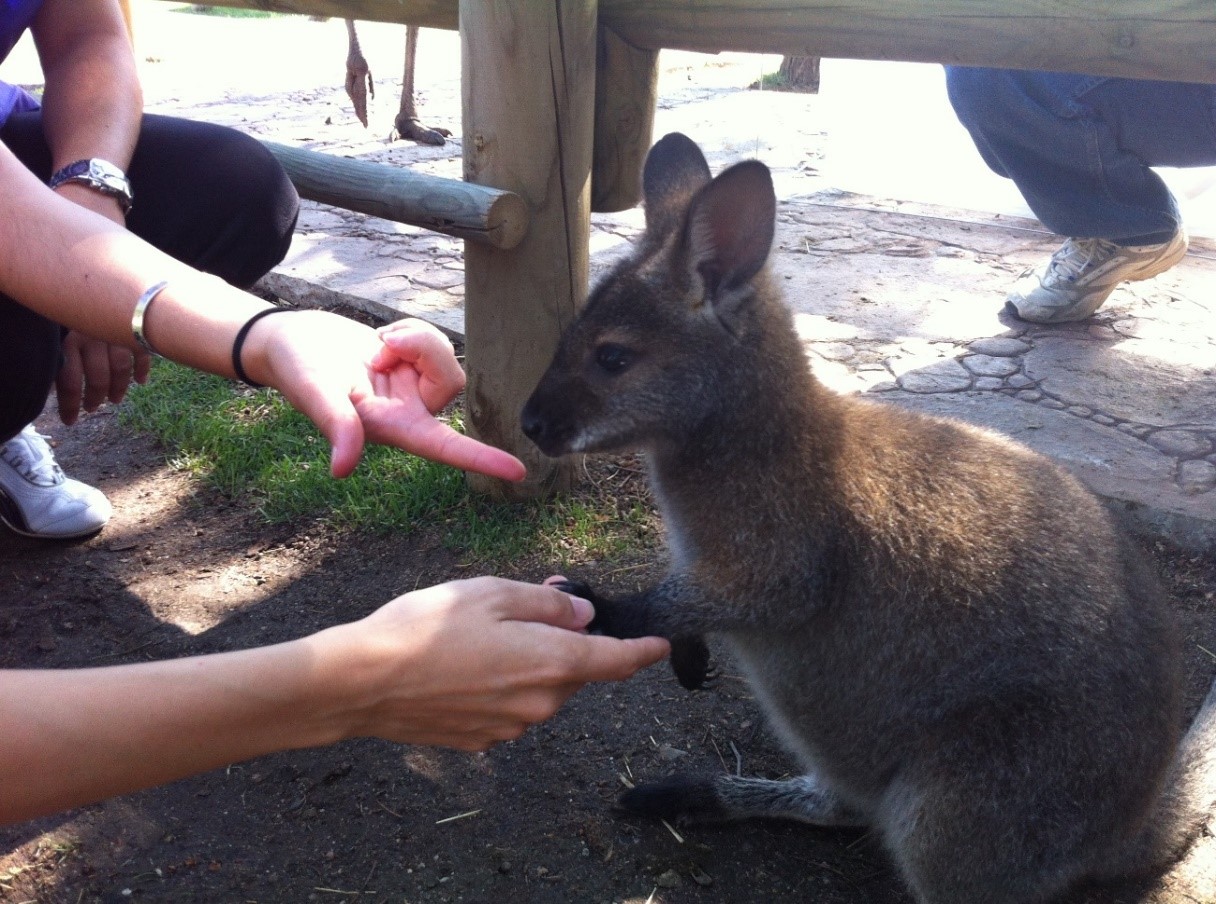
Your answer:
[1006,229,1189,323]
[0,425,111,539]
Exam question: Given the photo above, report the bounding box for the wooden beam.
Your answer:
[460,0,598,498]
[188,0,1216,83]
[591,26,659,213]
[261,140,527,248]
[194,0,457,29]
[600,0,1216,82]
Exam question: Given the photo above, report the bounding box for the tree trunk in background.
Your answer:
[779,55,820,93]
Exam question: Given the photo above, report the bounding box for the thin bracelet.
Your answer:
[232,307,292,388]
[131,281,169,356]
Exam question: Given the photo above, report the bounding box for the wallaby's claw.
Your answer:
[671,635,713,690]
[552,578,594,600]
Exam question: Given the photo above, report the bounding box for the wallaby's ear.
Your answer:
[684,159,776,304]
[642,133,712,239]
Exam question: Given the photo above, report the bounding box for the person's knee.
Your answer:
[210,130,299,277]
[944,66,1004,129]
[129,116,300,287]
[216,129,298,222]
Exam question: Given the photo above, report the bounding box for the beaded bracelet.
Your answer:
[232,307,292,388]
[131,281,170,355]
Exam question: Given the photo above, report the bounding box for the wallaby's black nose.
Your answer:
[521,396,568,457]
[520,402,546,444]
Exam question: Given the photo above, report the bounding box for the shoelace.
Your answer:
[0,430,64,485]
[1045,237,1121,283]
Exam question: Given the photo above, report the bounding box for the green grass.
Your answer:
[119,360,656,565]
[754,71,791,91]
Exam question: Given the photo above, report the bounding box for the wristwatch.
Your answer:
[48,158,134,214]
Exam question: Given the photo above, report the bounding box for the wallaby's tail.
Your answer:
[1119,679,1216,876]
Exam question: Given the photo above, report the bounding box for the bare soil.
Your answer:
[1,331,1215,904]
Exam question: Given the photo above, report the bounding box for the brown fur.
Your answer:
[521,133,1216,904]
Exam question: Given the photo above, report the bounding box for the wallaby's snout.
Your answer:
[520,376,584,458]
[518,397,553,453]
[521,335,643,458]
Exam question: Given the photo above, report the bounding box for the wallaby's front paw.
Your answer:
[671,635,714,690]
[618,776,729,824]
[552,579,615,635]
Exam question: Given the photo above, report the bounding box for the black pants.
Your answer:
[0,111,300,443]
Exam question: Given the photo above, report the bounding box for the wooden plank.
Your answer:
[592,26,659,213]
[459,0,598,497]
[600,0,1216,82]
[188,0,1216,83]
[193,0,457,29]
[262,140,527,248]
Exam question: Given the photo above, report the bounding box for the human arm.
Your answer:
[0,137,524,479]
[0,577,670,826]
[32,0,141,182]
[31,0,150,422]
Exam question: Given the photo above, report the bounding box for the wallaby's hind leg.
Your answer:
[620,773,866,828]
[880,778,1089,904]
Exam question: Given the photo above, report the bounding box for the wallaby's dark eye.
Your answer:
[594,343,632,374]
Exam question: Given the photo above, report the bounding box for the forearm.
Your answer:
[37,34,141,172]
[0,634,354,826]
[33,0,142,171]
[0,143,279,379]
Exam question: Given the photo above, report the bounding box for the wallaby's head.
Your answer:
[521,133,778,458]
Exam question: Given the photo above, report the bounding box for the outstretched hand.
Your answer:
[314,577,672,751]
[254,313,526,480]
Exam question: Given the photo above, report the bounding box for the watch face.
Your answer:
[88,159,125,182]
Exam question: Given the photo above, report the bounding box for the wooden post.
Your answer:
[592,27,659,213]
[261,141,527,248]
[460,0,598,498]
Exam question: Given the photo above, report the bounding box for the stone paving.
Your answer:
[19,5,1211,548]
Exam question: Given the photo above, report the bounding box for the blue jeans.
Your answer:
[945,67,1216,244]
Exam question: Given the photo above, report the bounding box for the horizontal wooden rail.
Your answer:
[200,0,456,29]
[192,0,1216,83]
[261,140,527,249]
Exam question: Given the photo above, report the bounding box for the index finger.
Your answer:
[376,415,526,482]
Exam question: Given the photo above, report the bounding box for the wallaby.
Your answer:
[520,132,1216,904]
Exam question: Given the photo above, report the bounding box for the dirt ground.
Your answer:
[0,352,1214,904]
